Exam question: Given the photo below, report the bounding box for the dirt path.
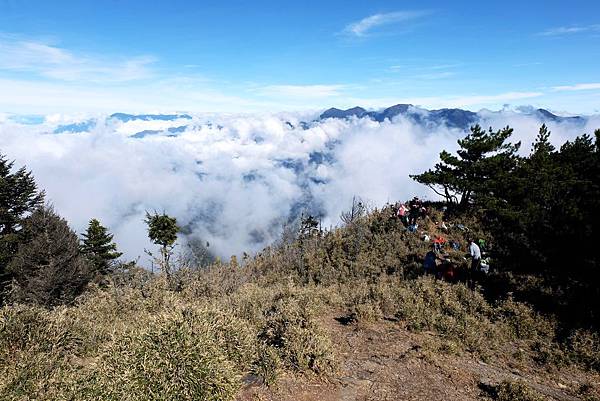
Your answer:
[238,315,600,401]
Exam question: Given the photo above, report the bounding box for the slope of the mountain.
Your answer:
[429,108,479,129]
[53,119,97,134]
[167,125,188,133]
[109,113,192,122]
[536,108,586,125]
[368,103,412,122]
[130,125,189,138]
[319,104,480,130]
[131,129,162,138]
[317,104,587,130]
[320,107,367,120]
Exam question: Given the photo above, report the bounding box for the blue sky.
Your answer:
[1,0,599,113]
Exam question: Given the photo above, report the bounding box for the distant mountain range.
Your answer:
[318,104,586,130]
[108,113,192,122]
[5,106,588,138]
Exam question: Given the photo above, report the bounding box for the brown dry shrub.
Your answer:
[567,329,600,371]
[493,380,546,401]
[80,304,256,401]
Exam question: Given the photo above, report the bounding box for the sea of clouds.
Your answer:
[0,108,598,263]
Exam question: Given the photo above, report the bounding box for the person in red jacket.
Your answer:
[433,235,446,252]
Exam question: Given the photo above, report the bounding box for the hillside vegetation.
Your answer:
[0,124,599,400]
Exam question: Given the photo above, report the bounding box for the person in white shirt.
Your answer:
[468,238,481,271]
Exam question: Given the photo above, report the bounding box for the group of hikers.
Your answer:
[392,197,490,285]
[394,196,429,230]
[423,238,488,285]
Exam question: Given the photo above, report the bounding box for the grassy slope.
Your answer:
[0,205,599,400]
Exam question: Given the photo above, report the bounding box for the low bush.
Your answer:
[567,329,600,372]
[493,380,546,401]
[81,305,254,401]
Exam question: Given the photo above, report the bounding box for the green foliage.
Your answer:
[81,218,122,276]
[0,154,44,299]
[145,211,179,276]
[7,206,92,307]
[145,211,179,248]
[410,125,520,207]
[412,124,600,328]
[482,126,600,327]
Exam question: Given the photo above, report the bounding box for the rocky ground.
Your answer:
[239,314,600,401]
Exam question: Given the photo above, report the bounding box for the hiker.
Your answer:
[433,235,446,252]
[409,196,421,210]
[466,238,482,288]
[408,197,421,225]
[439,256,456,282]
[423,247,439,275]
[467,238,481,270]
[396,203,409,226]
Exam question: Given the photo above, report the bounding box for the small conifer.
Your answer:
[81,218,122,275]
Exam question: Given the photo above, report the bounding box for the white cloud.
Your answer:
[0,36,156,83]
[0,35,595,114]
[255,84,346,99]
[0,109,590,265]
[538,24,600,36]
[442,91,544,107]
[339,91,544,111]
[0,77,275,113]
[343,11,429,37]
[552,83,600,92]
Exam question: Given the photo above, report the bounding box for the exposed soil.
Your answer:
[238,314,600,401]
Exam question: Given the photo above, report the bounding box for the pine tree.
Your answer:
[410,125,520,207]
[81,218,122,275]
[7,206,92,307]
[531,124,555,158]
[0,153,45,299]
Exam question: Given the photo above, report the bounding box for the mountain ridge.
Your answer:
[318,104,586,130]
[4,106,590,138]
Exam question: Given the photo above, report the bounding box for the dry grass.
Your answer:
[492,380,547,401]
[0,204,598,400]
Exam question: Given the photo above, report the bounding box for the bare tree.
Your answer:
[340,196,366,225]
